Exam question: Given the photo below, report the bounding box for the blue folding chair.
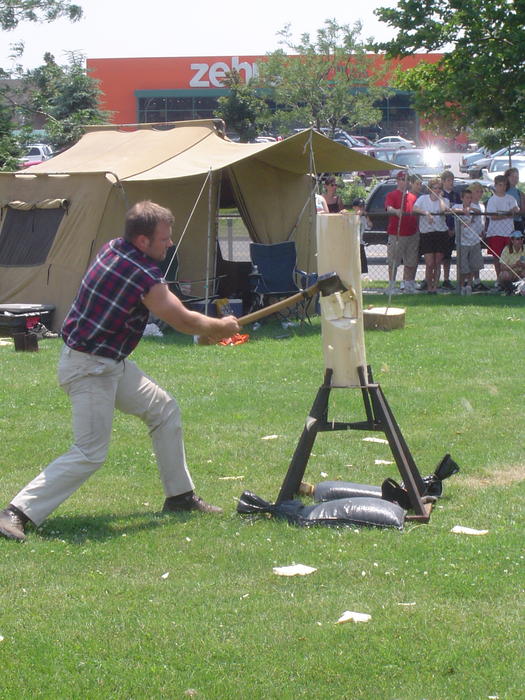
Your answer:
[249,241,316,323]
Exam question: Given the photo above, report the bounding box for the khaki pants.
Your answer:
[12,346,194,525]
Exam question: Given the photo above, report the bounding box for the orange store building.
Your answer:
[87,54,444,139]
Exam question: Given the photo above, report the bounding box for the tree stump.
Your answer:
[363,306,405,331]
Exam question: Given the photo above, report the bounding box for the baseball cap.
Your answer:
[510,230,523,238]
[395,170,407,179]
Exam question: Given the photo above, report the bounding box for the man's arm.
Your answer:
[143,283,239,342]
[486,198,519,219]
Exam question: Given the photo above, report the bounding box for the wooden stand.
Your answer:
[276,365,432,522]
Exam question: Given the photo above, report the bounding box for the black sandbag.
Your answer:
[237,491,405,529]
[313,480,382,502]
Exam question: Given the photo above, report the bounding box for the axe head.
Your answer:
[316,272,348,297]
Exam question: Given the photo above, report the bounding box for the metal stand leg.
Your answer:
[276,369,333,504]
[275,365,432,521]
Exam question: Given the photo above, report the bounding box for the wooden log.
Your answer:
[363,306,406,331]
[316,213,366,387]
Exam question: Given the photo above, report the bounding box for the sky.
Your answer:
[0,0,398,70]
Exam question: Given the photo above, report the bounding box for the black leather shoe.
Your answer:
[0,506,28,541]
[162,491,223,514]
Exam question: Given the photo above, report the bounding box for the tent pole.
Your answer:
[205,167,213,316]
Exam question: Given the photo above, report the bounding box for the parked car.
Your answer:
[389,148,450,178]
[320,128,377,158]
[333,135,357,149]
[351,135,375,148]
[459,147,491,173]
[341,149,397,185]
[18,143,53,168]
[364,177,472,235]
[252,135,277,143]
[374,135,416,149]
[467,145,525,179]
[480,156,525,183]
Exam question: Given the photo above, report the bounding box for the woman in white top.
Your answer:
[413,178,451,293]
[486,175,520,277]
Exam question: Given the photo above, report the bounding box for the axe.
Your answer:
[197,272,350,344]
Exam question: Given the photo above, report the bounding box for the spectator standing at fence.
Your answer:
[384,171,418,294]
[413,178,451,294]
[409,174,423,198]
[504,167,524,233]
[452,188,485,294]
[322,175,345,213]
[440,170,461,290]
[408,175,426,289]
[498,231,525,293]
[486,175,520,279]
[468,182,489,291]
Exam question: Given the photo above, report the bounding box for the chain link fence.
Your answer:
[218,214,498,286]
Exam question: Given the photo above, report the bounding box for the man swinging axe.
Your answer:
[0,201,240,542]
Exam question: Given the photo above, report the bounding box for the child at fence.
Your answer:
[485,175,520,280]
[468,182,490,291]
[453,188,485,294]
[498,231,525,294]
[441,170,461,289]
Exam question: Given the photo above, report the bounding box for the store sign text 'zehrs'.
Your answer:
[189,57,259,88]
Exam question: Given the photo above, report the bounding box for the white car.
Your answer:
[481,156,525,182]
[374,135,416,149]
[18,143,54,168]
[467,145,525,178]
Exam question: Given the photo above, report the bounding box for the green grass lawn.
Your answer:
[1,293,524,699]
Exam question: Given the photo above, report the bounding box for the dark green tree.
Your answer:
[0,0,83,168]
[258,19,386,136]
[374,0,525,147]
[0,95,22,168]
[22,51,109,150]
[0,0,81,30]
[214,69,270,142]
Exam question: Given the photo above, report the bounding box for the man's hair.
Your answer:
[124,201,174,242]
[461,188,472,198]
[494,175,507,186]
[441,170,454,181]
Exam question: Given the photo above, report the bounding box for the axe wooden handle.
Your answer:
[196,273,345,344]
[237,290,308,326]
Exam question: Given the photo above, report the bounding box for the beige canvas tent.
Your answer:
[0,119,390,329]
